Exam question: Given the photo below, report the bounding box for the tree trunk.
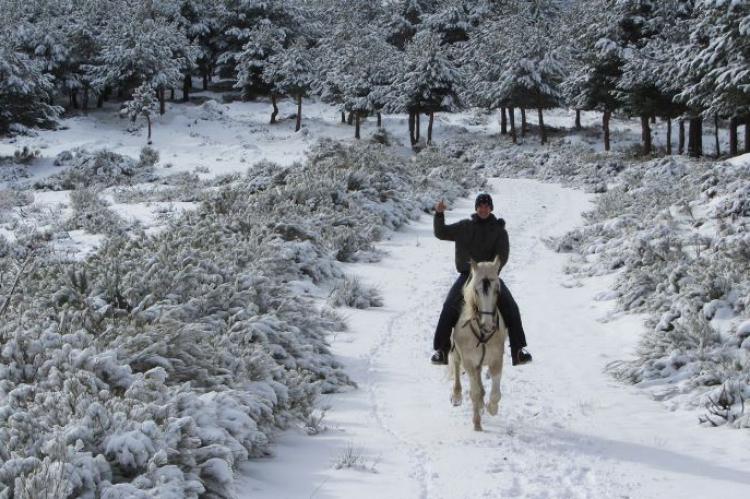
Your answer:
[603,110,611,152]
[745,115,750,153]
[341,111,346,124]
[688,117,703,158]
[427,111,434,145]
[203,73,208,90]
[97,93,105,108]
[82,88,89,114]
[500,107,507,135]
[729,116,738,155]
[575,109,581,130]
[377,112,382,127]
[666,118,672,155]
[416,111,421,141]
[347,111,354,125]
[714,115,721,158]
[678,120,685,154]
[159,88,165,115]
[538,108,546,145]
[170,88,174,101]
[183,75,190,102]
[354,112,360,139]
[270,94,278,124]
[651,115,656,124]
[408,111,416,146]
[146,115,152,145]
[71,90,79,109]
[521,108,527,137]
[640,115,652,155]
[295,94,302,132]
[509,107,517,144]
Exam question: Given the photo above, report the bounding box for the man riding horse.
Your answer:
[430,192,532,367]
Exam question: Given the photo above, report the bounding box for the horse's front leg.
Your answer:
[450,351,462,406]
[487,357,503,416]
[466,362,484,431]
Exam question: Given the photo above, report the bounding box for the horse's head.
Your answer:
[466,256,502,333]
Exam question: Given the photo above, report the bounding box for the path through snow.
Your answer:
[236,178,750,499]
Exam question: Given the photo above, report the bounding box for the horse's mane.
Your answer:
[462,272,479,315]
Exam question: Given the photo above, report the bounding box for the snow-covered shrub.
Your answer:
[111,172,203,204]
[0,188,33,212]
[138,146,159,168]
[12,146,39,164]
[65,189,128,236]
[0,138,474,494]
[332,443,377,472]
[34,149,157,190]
[370,127,390,146]
[53,149,74,166]
[329,276,383,309]
[198,100,226,121]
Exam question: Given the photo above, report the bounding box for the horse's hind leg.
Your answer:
[487,357,503,416]
[450,351,462,406]
[466,364,484,431]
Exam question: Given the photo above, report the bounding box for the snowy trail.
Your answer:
[236,178,750,499]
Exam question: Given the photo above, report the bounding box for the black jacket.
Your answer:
[434,212,509,273]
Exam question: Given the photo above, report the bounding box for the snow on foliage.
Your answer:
[0,140,479,496]
[36,149,158,190]
[448,134,750,429]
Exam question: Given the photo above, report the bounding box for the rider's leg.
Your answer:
[497,280,528,352]
[433,272,470,353]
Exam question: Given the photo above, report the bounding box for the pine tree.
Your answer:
[678,0,750,156]
[0,41,61,134]
[235,20,286,110]
[215,0,306,81]
[386,30,462,146]
[121,83,157,144]
[339,32,399,138]
[493,0,566,144]
[263,42,314,132]
[88,4,196,115]
[565,0,624,151]
[423,2,472,45]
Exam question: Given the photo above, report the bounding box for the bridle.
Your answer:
[461,306,500,366]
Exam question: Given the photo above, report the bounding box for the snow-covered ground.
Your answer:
[235,179,750,499]
[2,97,748,497]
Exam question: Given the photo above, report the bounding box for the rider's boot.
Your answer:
[430,349,449,365]
[511,347,532,366]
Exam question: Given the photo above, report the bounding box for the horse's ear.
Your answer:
[469,259,478,274]
[492,255,502,273]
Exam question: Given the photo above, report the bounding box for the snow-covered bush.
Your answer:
[138,146,159,168]
[12,146,39,165]
[34,149,157,190]
[64,189,128,236]
[0,139,475,494]
[329,276,383,309]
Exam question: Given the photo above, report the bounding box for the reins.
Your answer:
[461,308,499,366]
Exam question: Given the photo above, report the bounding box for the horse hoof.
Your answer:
[473,424,483,432]
[451,395,462,407]
[487,403,498,416]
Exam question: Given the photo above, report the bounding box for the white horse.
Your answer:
[449,256,508,431]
